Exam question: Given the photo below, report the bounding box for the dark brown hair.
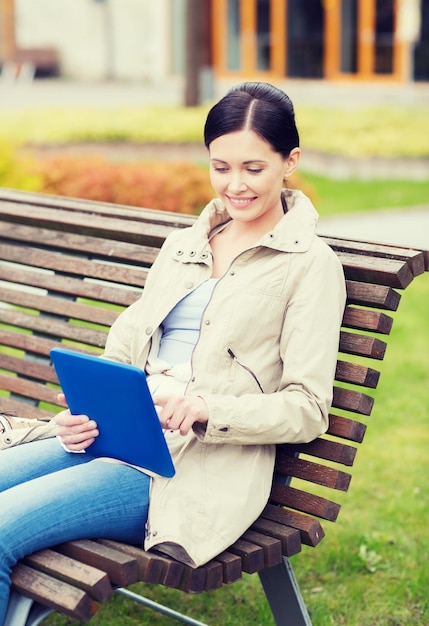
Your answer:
[204,82,299,157]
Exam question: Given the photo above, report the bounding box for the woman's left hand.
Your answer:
[153,395,208,436]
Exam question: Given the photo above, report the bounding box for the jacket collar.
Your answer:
[172,189,318,263]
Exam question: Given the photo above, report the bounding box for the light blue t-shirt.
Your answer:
[158,279,218,367]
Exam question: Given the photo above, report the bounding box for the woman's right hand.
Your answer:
[55,393,99,451]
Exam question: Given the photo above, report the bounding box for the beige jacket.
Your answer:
[103,189,347,567]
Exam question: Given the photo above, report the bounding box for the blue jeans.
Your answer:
[0,438,150,625]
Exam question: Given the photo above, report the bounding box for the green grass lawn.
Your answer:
[299,172,429,217]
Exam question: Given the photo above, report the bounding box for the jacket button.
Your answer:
[185,281,194,289]
[176,250,184,256]
[189,250,196,257]
[145,327,153,335]
[204,320,210,326]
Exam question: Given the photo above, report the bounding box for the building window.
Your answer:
[227,0,240,70]
[341,0,358,73]
[257,0,271,70]
[375,0,394,74]
[286,0,324,78]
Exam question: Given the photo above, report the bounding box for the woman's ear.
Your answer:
[283,148,301,179]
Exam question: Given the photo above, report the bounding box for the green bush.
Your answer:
[0,140,42,191]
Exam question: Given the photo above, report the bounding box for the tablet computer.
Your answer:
[50,348,175,478]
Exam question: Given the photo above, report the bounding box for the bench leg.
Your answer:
[4,591,53,626]
[258,557,312,626]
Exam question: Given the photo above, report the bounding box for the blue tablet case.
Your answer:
[50,348,175,478]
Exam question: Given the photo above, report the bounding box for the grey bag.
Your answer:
[0,413,57,450]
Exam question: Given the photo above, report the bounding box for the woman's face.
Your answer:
[209,129,299,230]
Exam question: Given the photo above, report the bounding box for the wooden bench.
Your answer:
[0,47,59,80]
[1,188,428,626]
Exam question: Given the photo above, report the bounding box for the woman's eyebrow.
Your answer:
[210,158,267,165]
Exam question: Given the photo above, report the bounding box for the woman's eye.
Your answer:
[213,167,228,173]
[248,168,263,174]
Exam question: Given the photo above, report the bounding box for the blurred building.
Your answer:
[0,0,427,84]
[213,0,428,83]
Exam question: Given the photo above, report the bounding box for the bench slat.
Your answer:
[24,549,113,603]
[165,559,222,592]
[323,236,426,278]
[0,265,140,307]
[283,438,358,466]
[327,414,367,443]
[57,540,139,588]
[0,221,160,265]
[0,201,175,247]
[11,562,98,622]
[1,243,148,288]
[0,187,194,229]
[241,530,283,568]
[335,360,380,388]
[275,455,352,491]
[0,398,53,420]
[339,331,386,359]
[270,484,341,522]
[201,560,225,591]
[249,518,302,557]
[337,251,414,288]
[98,540,185,588]
[178,566,207,593]
[345,280,401,310]
[229,539,265,574]
[262,504,325,547]
[0,329,64,359]
[0,309,108,348]
[0,372,59,405]
[0,353,57,384]
[0,286,120,328]
[332,386,374,415]
[342,306,393,334]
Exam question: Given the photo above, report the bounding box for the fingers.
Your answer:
[57,392,67,407]
[154,395,208,436]
[55,409,99,451]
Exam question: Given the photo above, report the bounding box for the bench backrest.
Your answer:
[1,188,428,558]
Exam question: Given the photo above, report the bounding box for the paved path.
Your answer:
[2,76,429,109]
[317,206,429,251]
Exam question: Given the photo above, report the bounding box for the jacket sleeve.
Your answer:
[194,244,347,445]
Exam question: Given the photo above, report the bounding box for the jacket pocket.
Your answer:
[227,347,265,393]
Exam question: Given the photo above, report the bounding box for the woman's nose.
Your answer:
[227,173,247,193]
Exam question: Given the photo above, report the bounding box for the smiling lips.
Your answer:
[226,195,257,209]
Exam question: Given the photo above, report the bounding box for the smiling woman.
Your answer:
[0,82,347,625]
